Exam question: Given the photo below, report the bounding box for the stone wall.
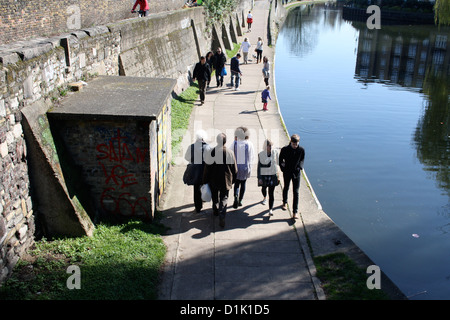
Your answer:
[0,0,253,284]
[0,0,187,45]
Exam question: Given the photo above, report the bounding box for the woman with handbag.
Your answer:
[257,139,280,216]
[184,130,210,213]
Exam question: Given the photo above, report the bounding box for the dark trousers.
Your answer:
[198,79,206,102]
[211,186,229,218]
[261,185,275,209]
[256,49,263,62]
[193,183,202,212]
[234,179,247,201]
[215,73,224,86]
[282,173,300,213]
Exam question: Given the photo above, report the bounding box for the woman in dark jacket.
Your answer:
[184,130,210,213]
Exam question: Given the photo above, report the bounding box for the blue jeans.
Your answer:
[234,179,247,201]
[230,71,240,88]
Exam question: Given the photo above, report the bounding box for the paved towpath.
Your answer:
[158,0,325,300]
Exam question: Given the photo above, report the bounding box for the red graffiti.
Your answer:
[96,129,148,163]
[96,128,150,219]
[100,163,138,189]
[100,188,149,217]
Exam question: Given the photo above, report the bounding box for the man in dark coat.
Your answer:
[230,53,242,90]
[193,56,211,105]
[203,133,237,227]
[213,47,227,87]
[279,134,305,219]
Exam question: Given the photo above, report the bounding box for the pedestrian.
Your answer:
[261,86,271,111]
[262,56,270,86]
[240,38,251,64]
[131,0,149,17]
[279,134,305,219]
[184,130,210,213]
[257,139,280,216]
[213,47,227,87]
[192,56,211,105]
[230,53,242,90]
[231,127,254,209]
[205,51,214,88]
[203,133,237,228]
[247,11,253,32]
[255,37,263,63]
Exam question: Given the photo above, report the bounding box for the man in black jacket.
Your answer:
[213,47,227,87]
[193,56,211,105]
[230,53,242,90]
[279,134,305,219]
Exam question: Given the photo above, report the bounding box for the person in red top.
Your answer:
[131,0,149,17]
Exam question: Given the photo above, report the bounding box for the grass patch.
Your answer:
[314,252,390,300]
[171,83,199,158]
[226,42,241,59]
[0,220,167,300]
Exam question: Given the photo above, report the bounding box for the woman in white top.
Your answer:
[240,38,251,64]
[255,37,263,64]
[247,11,253,31]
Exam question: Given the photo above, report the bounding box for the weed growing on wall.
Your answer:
[203,0,238,32]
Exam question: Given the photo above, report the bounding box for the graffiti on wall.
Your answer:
[96,128,151,219]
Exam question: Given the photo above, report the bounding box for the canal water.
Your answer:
[275,3,449,299]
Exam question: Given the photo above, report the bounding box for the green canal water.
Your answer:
[275,3,449,299]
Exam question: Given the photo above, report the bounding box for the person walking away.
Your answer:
[192,56,211,105]
[213,47,227,87]
[261,86,271,111]
[184,130,210,213]
[230,53,242,90]
[231,127,254,208]
[255,37,263,63]
[279,134,305,219]
[262,56,270,86]
[240,38,251,64]
[131,0,149,17]
[205,51,214,88]
[247,11,253,31]
[203,133,237,228]
[257,139,280,216]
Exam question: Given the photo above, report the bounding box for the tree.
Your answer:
[434,0,450,26]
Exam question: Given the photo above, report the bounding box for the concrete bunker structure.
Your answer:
[48,76,176,222]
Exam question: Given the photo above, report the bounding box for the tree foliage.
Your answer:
[434,0,450,26]
[203,0,238,30]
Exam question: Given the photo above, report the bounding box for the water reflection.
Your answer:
[354,23,450,198]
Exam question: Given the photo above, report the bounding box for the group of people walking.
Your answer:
[184,130,305,228]
[192,39,272,107]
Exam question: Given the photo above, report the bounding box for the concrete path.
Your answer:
[158,0,325,300]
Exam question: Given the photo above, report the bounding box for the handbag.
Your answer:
[221,67,227,76]
[183,164,195,185]
[200,184,212,202]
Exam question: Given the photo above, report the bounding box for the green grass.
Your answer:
[226,42,240,59]
[171,83,199,158]
[314,252,390,300]
[0,220,167,300]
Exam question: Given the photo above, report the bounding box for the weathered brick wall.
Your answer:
[0,0,186,45]
[0,0,253,284]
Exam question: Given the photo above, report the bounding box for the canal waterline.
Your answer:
[275,4,449,299]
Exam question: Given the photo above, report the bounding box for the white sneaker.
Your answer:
[269,209,273,216]
[262,198,267,205]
